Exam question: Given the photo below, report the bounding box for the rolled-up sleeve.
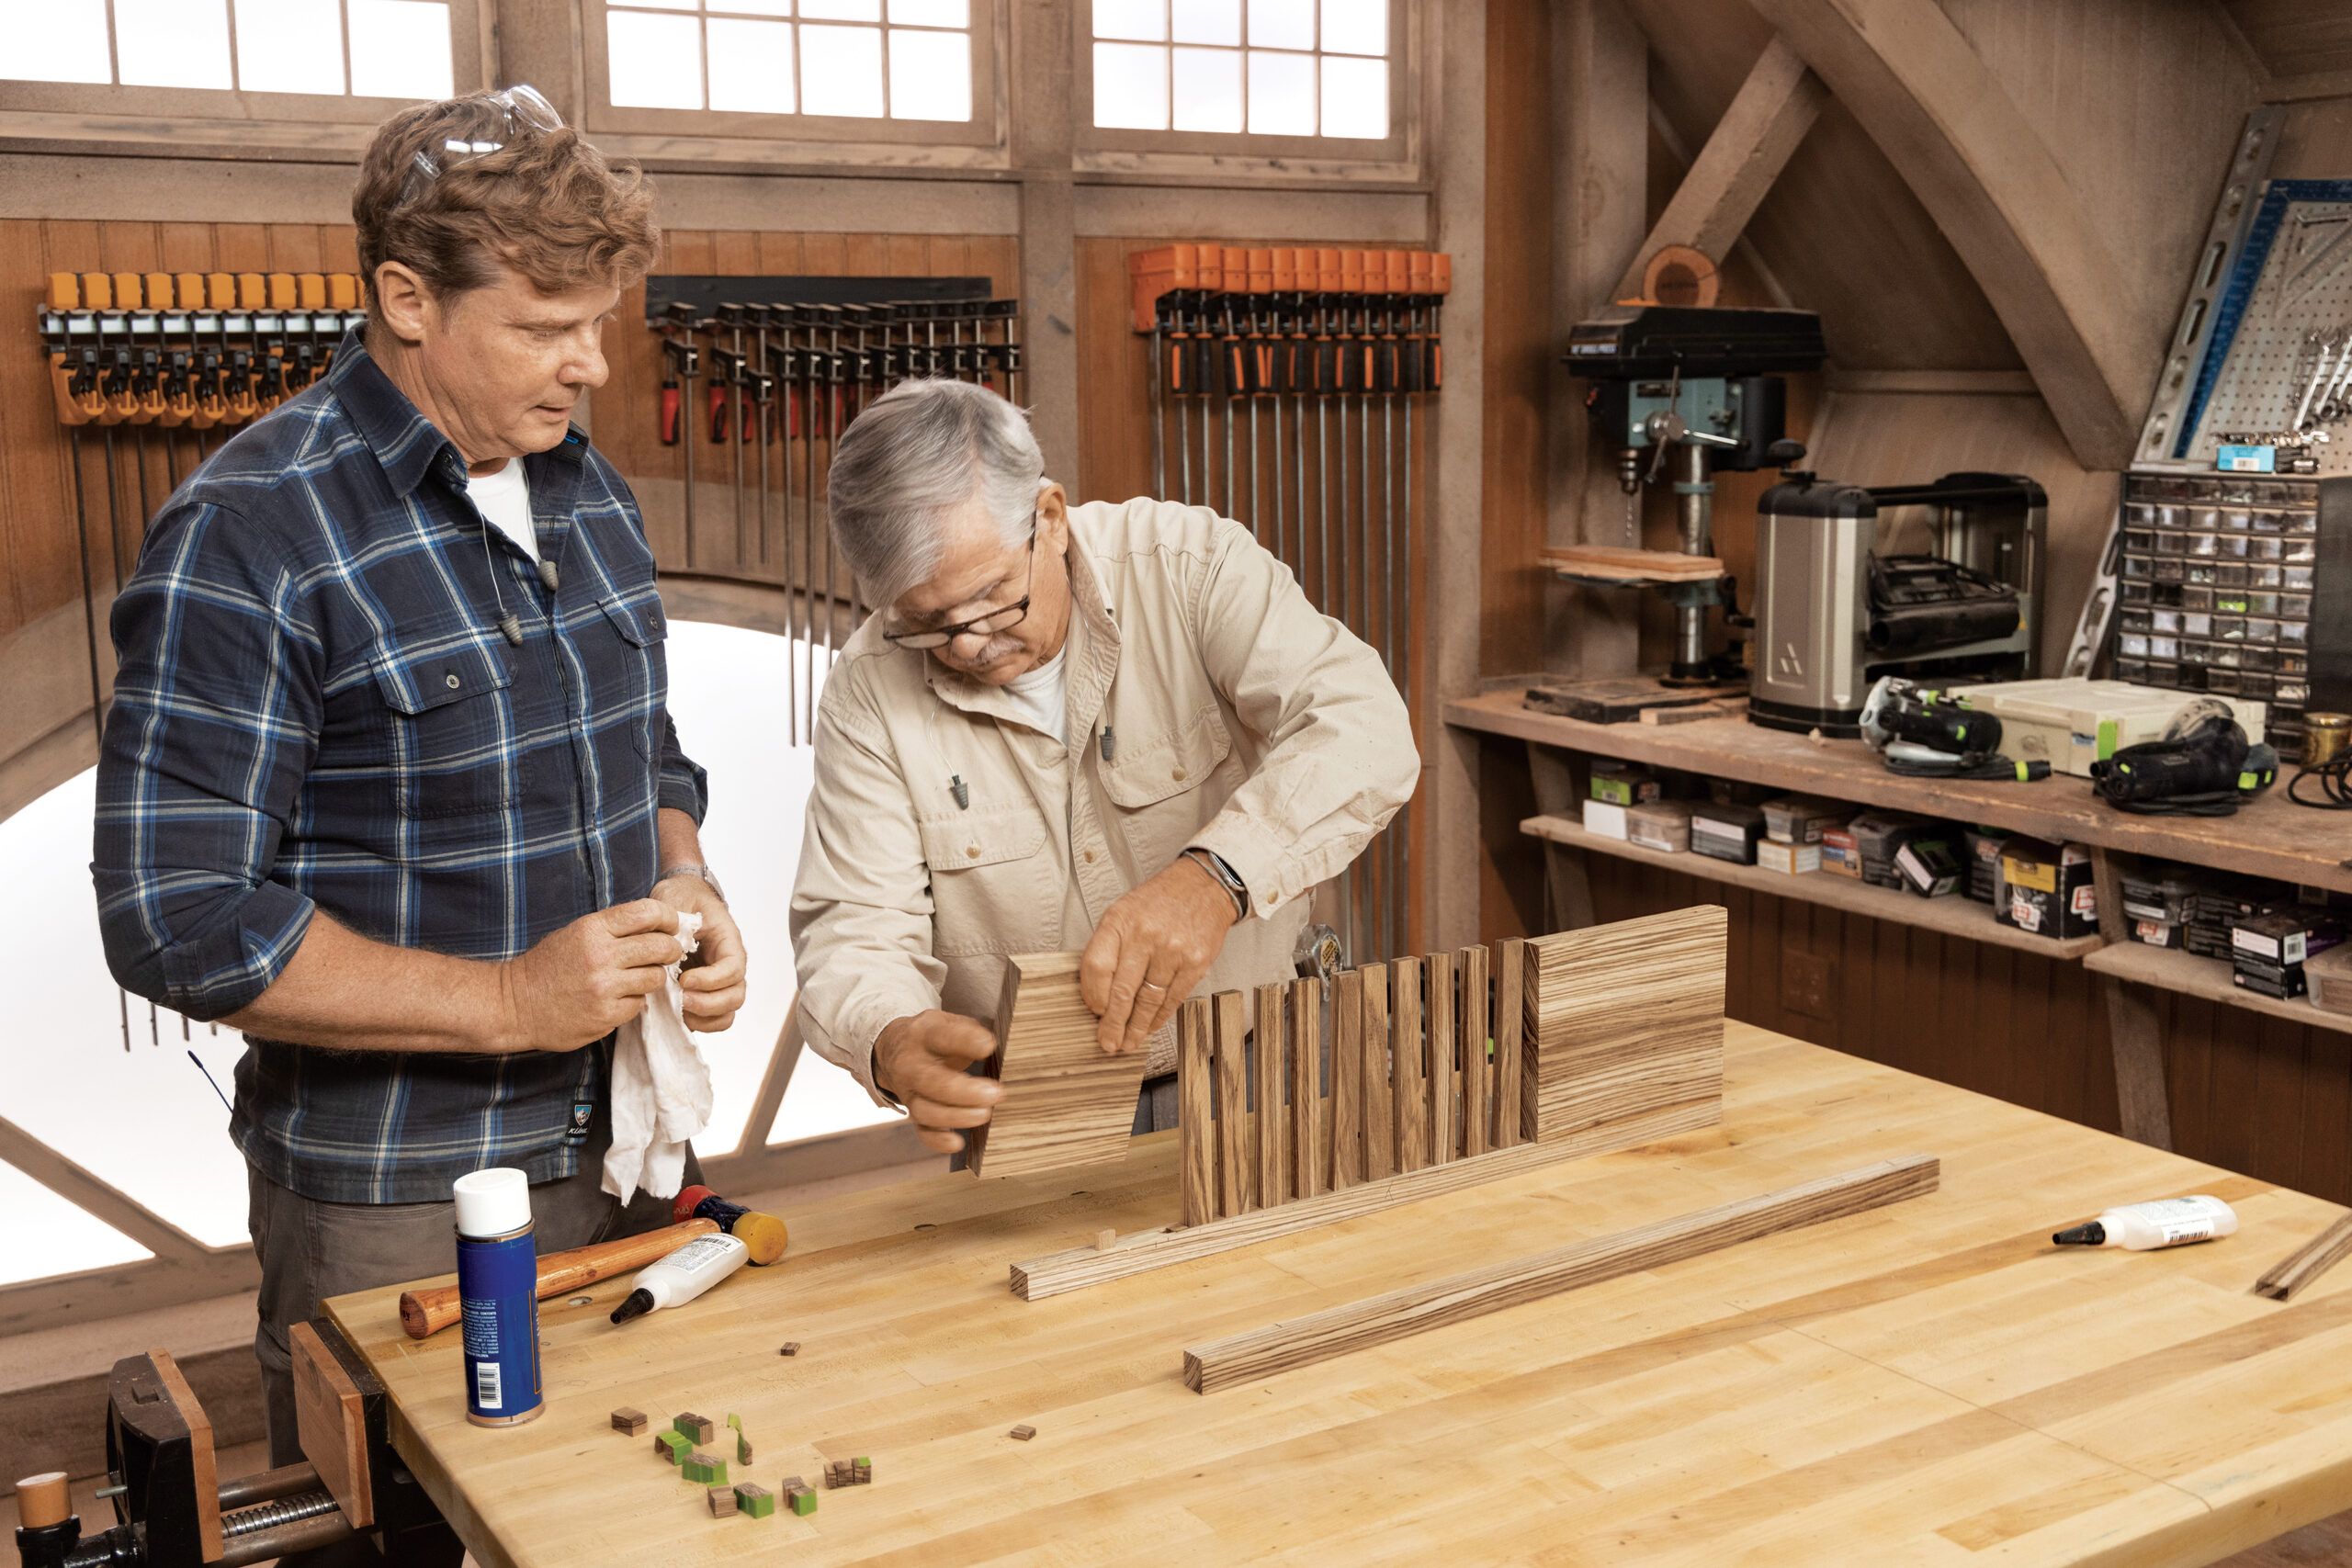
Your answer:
[657,712,709,823]
[1184,516,1420,915]
[93,502,322,1020]
[787,696,945,1104]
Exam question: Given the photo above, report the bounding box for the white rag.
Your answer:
[601,909,708,1205]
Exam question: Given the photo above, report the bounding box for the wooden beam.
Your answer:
[1008,1097,1716,1302]
[2255,1213,2352,1303]
[964,953,1149,1180]
[0,1113,215,1265]
[1747,0,2147,468]
[1612,38,1825,300]
[1182,1156,1940,1393]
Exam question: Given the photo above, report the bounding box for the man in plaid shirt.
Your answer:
[91,89,743,1548]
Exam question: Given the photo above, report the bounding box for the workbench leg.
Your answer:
[2100,976,2174,1152]
[1525,742,1596,929]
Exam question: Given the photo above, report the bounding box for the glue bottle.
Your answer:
[453,1167,543,1426]
[2052,1194,2239,1250]
[610,1232,751,1324]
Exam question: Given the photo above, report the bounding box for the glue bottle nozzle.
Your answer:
[609,1288,655,1325]
[2052,1222,2107,1247]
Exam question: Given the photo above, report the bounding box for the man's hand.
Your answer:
[653,874,747,1032]
[873,1010,1003,1155]
[1079,854,1239,1055]
[497,899,684,1054]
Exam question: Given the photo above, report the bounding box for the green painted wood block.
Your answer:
[789,1487,818,1517]
[655,1430,690,1464]
[682,1451,729,1485]
[735,1483,776,1519]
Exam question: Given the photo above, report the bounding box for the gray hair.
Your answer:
[826,378,1045,606]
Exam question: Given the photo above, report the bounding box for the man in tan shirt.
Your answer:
[790,378,1417,1151]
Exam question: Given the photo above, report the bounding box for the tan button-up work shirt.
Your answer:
[789,498,1419,1100]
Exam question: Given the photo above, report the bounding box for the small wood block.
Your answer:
[675,1413,716,1444]
[1008,1424,1036,1440]
[683,1451,728,1485]
[1524,908,1725,1145]
[708,1486,739,1517]
[2255,1212,2352,1302]
[1095,1228,1116,1250]
[778,1342,800,1357]
[854,1460,872,1483]
[1426,951,1456,1166]
[790,1486,819,1516]
[612,1407,649,1437]
[1290,976,1323,1199]
[1331,969,1363,1190]
[1359,963,1395,1180]
[735,1483,775,1518]
[737,1433,752,1464]
[656,1430,690,1463]
[1254,981,1289,1208]
[1494,938,1525,1149]
[1459,944,1491,1159]
[779,1473,808,1494]
[1177,997,1216,1227]
[967,952,1153,1179]
[1213,989,1255,1216]
[1391,957,1427,1173]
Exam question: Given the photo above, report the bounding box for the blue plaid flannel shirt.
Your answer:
[93,328,708,1203]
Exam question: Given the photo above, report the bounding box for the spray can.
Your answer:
[453,1168,543,1427]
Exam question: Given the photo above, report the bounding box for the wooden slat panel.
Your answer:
[1361,962,1395,1180]
[1460,943,1491,1159]
[1427,950,1456,1165]
[1290,977,1322,1200]
[1494,937,1525,1149]
[965,952,1150,1180]
[1525,907,1726,1145]
[1214,990,1252,1217]
[1177,998,1215,1228]
[1332,968,1363,1190]
[1254,981,1288,1210]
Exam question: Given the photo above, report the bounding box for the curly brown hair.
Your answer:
[353,92,660,319]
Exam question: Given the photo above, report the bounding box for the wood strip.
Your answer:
[1361,963,1395,1179]
[967,953,1152,1179]
[1010,1098,1721,1301]
[1392,956,1427,1173]
[1332,969,1363,1190]
[291,1319,372,1528]
[1181,1156,1941,1392]
[1495,939,1525,1149]
[1460,944,1492,1159]
[1290,978,1323,1200]
[1178,998,1216,1229]
[2254,1212,2352,1303]
[1214,991,1253,1217]
[1255,982,1290,1210]
[1428,951,1457,1165]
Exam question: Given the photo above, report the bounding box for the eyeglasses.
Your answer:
[401,84,563,204]
[883,526,1038,651]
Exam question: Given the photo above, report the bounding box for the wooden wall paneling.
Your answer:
[2256,1017,2312,1192]
[2305,1027,2352,1212]
[0,220,57,635]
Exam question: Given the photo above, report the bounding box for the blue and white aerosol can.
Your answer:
[453,1167,543,1427]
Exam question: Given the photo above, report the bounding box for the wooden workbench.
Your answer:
[328,1024,2352,1566]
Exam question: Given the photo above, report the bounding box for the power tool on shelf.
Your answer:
[1859,676,2050,781]
[2087,699,2278,817]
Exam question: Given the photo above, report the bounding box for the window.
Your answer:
[1089,0,1392,140]
[597,0,977,124]
[1,0,456,100]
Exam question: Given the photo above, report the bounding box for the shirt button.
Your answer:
[967,845,981,859]
[1083,850,1096,863]
[1171,766,1188,782]
[445,672,461,689]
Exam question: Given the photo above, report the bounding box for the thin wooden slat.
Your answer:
[965,953,1152,1180]
[1255,982,1289,1210]
[1214,991,1252,1217]
[1428,950,1456,1165]
[1393,956,1427,1172]
[1495,938,1525,1149]
[1332,969,1363,1190]
[1178,998,1215,1229]
[1182,1156,1942,1392]
[1460,944,1491,1159]
[1290,977,1322,1201]
[1361,963,1395,1180]
[2254,1212,2352,1302]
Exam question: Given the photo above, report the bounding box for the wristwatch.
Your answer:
[1182,846,1250,919]
[659,862,728,904]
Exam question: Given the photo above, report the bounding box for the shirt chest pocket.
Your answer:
[597,589,668,760]
[918,807,1057,956]
[372,641,526,818]
[1099,706,1235,869]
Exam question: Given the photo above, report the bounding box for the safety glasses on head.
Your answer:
[402,84,563,203]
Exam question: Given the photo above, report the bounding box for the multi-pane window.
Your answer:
[2,0,455,98]
[602,0,975,121]
[1090,0,1388,139]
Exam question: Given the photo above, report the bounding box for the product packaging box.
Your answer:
[1895,837,1962,898]
[1997,837,2098,940]
[1581,799,1629,841]
[1625,800,1691,853]
[1760,795,1850,845]
[1757,839,1821,875]
[1690,801,1764,865]
[1589,761,1661,807]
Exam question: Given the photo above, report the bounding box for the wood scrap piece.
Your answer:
[1181,1156,1939,1393]
[1290,977,1323,1199]
[1493,939,1524,1149]
[1524,907,1726,1145]
[1540,545,1727,581]
[2255,1212,2352,1302]
[150,1350,223,1562]
[1460,944,1491,1159]
[1254,982,1290,1209]
[1007,1424,1035,1440]
[1332,969,1363,1190]
[1360,963,1395,1180]
[1177,998,1216,1228]
[290,1323,370,1529]
[1391,956,1427,1173]
[1214,990,1254,1216]
[1008,1094,1718,1301]
[967,952,1153,1180]
[1427,951,1456,1165]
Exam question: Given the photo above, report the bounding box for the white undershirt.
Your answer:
[469,458,539,562]
[1001,645,1069,744]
